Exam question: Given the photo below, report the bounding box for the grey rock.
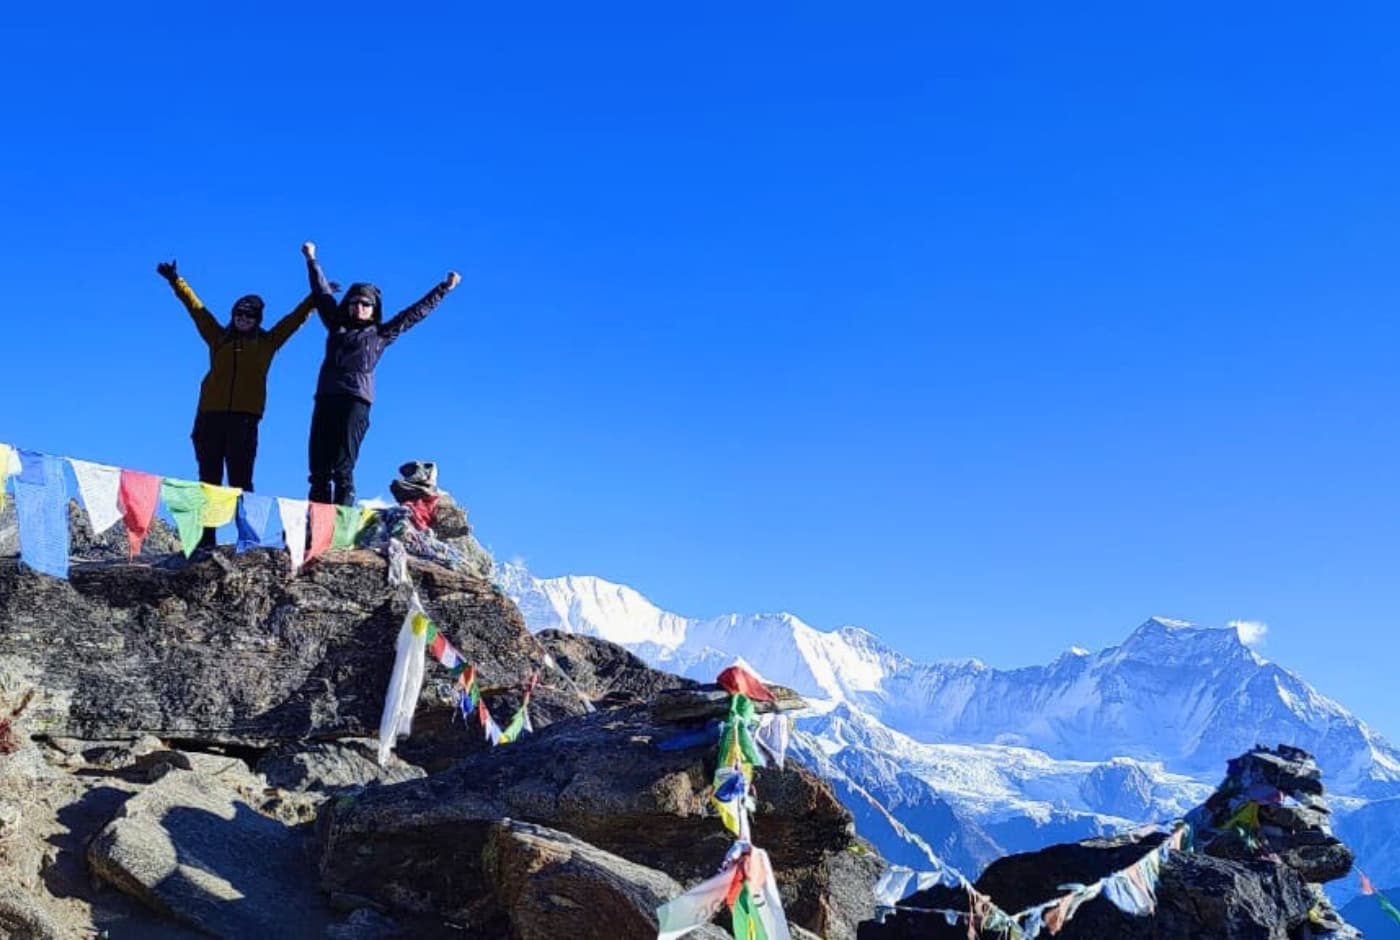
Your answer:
[87,769,334,939]
[324,907,403,940]
[651,685,809,723]
[0,886,63,940]
[1079,760,1155,820]
[536,630,699,707]
[259,739,426,793]
[0,798,20,839]
[483,819,687,940]
[433,494,494,581]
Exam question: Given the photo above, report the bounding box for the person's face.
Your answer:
[349,297,375,321]
[232,311,260,333]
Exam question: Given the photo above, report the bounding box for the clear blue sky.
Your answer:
[3,4,1398,741]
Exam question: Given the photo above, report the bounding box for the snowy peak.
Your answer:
[499,563,1400,794]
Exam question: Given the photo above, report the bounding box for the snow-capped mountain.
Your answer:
[497,562,1400,900]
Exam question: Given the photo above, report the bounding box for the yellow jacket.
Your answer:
[171,278,316,417]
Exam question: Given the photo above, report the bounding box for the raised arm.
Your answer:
[302,242,341,327]
[265,294,319,350]
[380,271,461,345]
[157,260,222,348]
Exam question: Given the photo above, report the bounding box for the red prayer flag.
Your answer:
[429,633,448,662]
[724,853,749,909]
[717,663,776,703]
[118,469,162,558]
[307,502,336,561]
[1361,871,1376,895]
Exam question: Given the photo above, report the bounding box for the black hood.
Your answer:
[338,282,383,325]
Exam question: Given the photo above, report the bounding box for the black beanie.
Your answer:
[231,294,265,321]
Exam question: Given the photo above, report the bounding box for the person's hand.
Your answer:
[443,271,461,291]
[156,260,178,283]
[302,241,316,260]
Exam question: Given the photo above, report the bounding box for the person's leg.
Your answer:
[307,399,335,503]
[225,414,259,492]
[191,413,225,549]
[331,400,371,506]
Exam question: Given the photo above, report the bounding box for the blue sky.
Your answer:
[2,4,1398,740]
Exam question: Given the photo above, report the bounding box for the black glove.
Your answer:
[156,260,178,283]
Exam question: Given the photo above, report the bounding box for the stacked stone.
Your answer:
[1187,744,1357,937]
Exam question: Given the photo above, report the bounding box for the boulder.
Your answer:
[483,818,687,940]
[319,703,867,936]
[87,769,333,939]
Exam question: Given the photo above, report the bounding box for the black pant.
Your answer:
[192,411,259,548]
[308,395,371,506]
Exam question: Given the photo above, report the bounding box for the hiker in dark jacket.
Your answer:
[158,259,318,548]
[301,241,460,506]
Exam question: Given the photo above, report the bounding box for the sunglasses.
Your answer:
[350,298,375,308]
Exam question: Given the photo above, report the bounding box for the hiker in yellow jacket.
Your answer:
[157,260,321,549]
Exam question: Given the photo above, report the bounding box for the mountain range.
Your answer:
[497,562,1400,902]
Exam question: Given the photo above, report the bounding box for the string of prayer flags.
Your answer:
[307,502,336,562]
[456,665,504,745]
[376,595,430,766]
[68,458,123,536]
[235,493,278,553]
[657,666,794,940]
[1360,871,1400,928]
[160,479,207,556]
[717,662,776,703]
[201,483,241,528]
[277,498,309,571]
[873,823,1190,939]
[119,469,161,557]
[13,451,70,579]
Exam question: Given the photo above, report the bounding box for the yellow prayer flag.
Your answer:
[411,612,430,636]
[200,483,242,527]
[0,443,14,511]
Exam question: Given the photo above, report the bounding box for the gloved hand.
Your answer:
[156,260,178,283]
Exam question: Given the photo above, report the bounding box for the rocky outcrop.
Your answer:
[0,547,586,751]
[861,745,1361,939]
[319,701,874,936]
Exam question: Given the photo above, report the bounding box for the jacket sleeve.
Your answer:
[169,277,223,348]
[307,258,341,328]
[265,294,318,351]
[379,281,451,346]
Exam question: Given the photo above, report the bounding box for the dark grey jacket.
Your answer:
[307,259,450,404]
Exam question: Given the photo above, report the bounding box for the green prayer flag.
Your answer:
[500,705,528,743]
[1378,893,1400,928]
[160,479,208,556]
[331,505,362,549]
[731,883,767,940]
